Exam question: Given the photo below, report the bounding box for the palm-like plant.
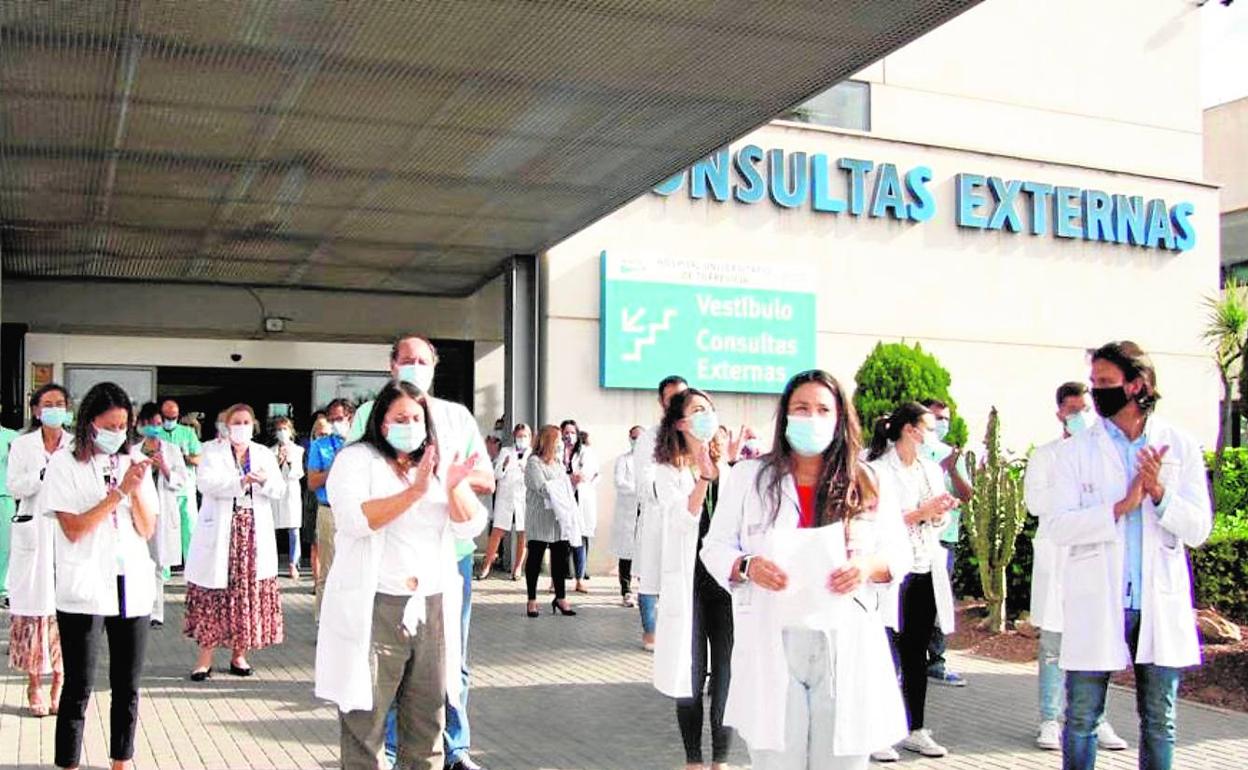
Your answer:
[1203,277,1248,491]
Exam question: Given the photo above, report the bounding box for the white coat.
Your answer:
[131,438,189,569]
[5,428,72,616]
[632,425,663,593]
[570,445,600,538]
[1047,416,1211,672]
[271,441,306,530]
[868,447,956,633]
[315,443,488,712]
[43,447,160,618]
[186,441,286,590]
[1024,436,1066,632]
[491,446,528,529]
[609,451,640,560]
[652,463,699,697]
[700,459,911,756]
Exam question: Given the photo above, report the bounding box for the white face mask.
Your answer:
[397,363,435,393]
[229,424,253,445]
[331,419,350,438]
[514,437,530,452]
[276,428,292,444]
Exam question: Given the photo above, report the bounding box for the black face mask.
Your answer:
[1091,386,1130,418]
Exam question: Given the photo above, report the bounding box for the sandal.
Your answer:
[190,667,213,682]
[27,684,49,718]
[49,676,62,716]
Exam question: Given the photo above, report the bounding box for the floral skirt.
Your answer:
[8,614,62,676]
[184,509,284,651]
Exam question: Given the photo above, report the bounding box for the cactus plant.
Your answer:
[962,407,1028,633]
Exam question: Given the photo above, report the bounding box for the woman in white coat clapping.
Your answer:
[6,383,72,717]
[184,403,286,681]
[652,388,735,770]
[866,401,958,760]
[133,402,189,628]
[701,370,911,770]
[271,417,306,580]
[314,381,486,770]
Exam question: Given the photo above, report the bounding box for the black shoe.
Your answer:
[551,598,576,616]
[189,667,212,682]
[526,606,540,618]
[229,663,254,677]
[447,757,486,770]
[150,619,163,629]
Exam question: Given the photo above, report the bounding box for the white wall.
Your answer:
[850,0,1203,181]
[544,123,1221,571]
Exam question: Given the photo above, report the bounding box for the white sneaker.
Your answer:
[1036,720,1061,750]
[1097,721,1128,751]
[901,729,948,758]
[870,747,900,762]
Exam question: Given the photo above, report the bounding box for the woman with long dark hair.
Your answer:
[7,383,72,717]
[524,425,578,617]
[651,388,735,770]
[184,403,286,680]
[314,381,485,770]
[701,370,910,770]
[43,382,158,770]
[866,401,958,760]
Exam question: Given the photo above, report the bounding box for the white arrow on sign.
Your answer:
[620,307,677,362]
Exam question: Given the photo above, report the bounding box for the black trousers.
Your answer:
[525,539,569,601]
[617,558,633,597]
[56,580,149,768]
[676,576,735,764]
[897,571,938,731]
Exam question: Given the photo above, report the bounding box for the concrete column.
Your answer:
[504,254,539,432]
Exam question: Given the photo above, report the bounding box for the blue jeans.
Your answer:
[386,553,474,767]
[1063,610,1180,770]
[1039,630,1064,722]
[638,593,658,635]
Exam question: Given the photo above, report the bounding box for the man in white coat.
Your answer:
[632,375,688,651]
[1023,381,1126,752]
[610,425,644,607]
[1047,341,1211,770]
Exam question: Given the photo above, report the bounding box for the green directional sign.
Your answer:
[600,251,817,394]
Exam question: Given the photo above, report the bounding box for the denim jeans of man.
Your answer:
[387,553,474,767]
[638,593,658,635]
[1063,610,1180,770]
[1039,630,1064,722]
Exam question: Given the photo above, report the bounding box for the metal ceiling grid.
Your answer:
[0,0,980,296]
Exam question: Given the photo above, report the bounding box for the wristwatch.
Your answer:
[737,555,752,583]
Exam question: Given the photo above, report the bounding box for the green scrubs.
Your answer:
[0,427,21,598]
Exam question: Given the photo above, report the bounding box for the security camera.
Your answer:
[230,353,243,363]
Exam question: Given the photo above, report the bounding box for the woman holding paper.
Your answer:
[523,425,578,617]
[651,388,735,770]
[701,370,911,770]
[866,401,959,759]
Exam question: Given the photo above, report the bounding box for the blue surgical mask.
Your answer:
[1065,411,1091,435]
[934,418,950,442]
[162,419,177,431]
[785,415,838,457]
[40,406,68,428]
[386,422,427,454]
[94,426,128,455]
[141,425,162,439]
[397,363,435,393]
[688,411,720,442]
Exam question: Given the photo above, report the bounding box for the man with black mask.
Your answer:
[1046,341,1211,770]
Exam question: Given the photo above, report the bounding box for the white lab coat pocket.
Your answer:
[10,516,38,553]
[1065,544,1103,597]
[1155,539,1187,595]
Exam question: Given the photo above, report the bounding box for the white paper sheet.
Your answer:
[766,524,851,630]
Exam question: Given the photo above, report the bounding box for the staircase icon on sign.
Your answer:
[620,308,677,362]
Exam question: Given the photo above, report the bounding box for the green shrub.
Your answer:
[1191,535,1248,622]
[852,341,968,447]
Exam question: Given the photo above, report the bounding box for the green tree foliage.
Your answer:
[853,341,968,446]
[962,407,1028,634]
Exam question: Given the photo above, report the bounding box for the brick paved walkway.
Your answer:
[3,572,1247,769]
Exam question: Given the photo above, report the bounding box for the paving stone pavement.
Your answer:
[3,571,1247,769]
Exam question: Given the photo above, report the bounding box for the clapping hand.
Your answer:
[411,445,439,498]
[695,444,717,479]
[120,460,151,495]
[243,470,267,487]
[1136,445,1170,504]
[446,451,479,492]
